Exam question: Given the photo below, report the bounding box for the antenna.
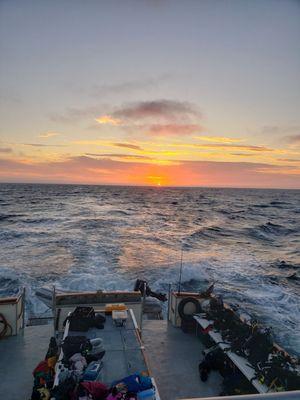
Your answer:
[178,246,184,294]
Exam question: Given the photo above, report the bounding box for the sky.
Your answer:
[0,0,300,188]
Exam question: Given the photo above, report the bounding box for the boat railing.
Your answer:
[52,287,144,333]
[181,390,300,399]
[0,287,25,337]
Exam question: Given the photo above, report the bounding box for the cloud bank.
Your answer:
[0,156,299,188]
[111,100,198,121]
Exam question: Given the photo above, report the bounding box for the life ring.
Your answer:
[178,297,201,321]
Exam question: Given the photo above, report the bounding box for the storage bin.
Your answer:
[137,388,155,400]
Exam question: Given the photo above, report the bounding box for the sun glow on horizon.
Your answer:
[146,175,167,186]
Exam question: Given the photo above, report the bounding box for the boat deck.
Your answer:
[0,318,223,400]
[0,323,52,400]
[142,320,223,399]
[62,312,148,386]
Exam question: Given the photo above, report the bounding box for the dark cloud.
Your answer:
[285,134,300,145]
[194,143,273,152]
[277,158,300,163]
[85,153,152,160]
[113,143,143,150]
[22,143,67,147]
[231,153,255,157]
[49,98,199,126]
[0,147,12,153]
[112,100,199,121]
[146,124,201,136]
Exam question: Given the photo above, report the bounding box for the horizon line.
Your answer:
[0,181,299,191]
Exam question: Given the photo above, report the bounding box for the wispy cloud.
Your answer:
[111,99,199,121]
[71,138,275,157]
[262,125,300,135]
[0,147,12,153]
[85,153,152,160]
[285,134,300,145]
[22,143,67,147]
[231,153,255,157]
[89,74,171,97]
[95,115,121,125]
[277,158,300,163]
[193,143,273,152]
[256,166,300,175]
[113,143,143,150]
[195,136,243,144]
[50,99,200,132]
[38,132,60,138]
[49,106,101,123]
[146,124,201,136]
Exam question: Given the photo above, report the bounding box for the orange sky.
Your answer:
[1,152,299,189]
[0,2,300,188]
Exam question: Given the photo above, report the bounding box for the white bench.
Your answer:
[194,314,271,394]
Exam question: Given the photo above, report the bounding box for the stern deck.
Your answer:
[142,320,223,399]
[0,324,52,400]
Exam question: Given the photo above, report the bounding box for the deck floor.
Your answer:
[142,320,223,400]
[66,313,148,385]
[0,324,52,400]
[0,320,223,400]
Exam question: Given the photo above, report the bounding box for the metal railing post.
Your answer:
[52,285,56,336]
[22,287,26,329]
[167,283,171,321]
[140,282,147,338]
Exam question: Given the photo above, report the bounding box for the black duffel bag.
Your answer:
[68,316,93,332]
[64,307,105,332]
[64,307,95,332]
[72,306,95,318]
[62,335,92,359]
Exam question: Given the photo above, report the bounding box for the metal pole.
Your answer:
[178,247,183,294]
[22,287,26,329]
[52,285,56,336]
[167,283,171,321]
[140,282,147,338]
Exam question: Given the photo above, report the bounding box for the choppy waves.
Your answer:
[0,183,299,354]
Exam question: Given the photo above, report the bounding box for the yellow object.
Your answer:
[105,303,127,312]
[37,387,50,400]
[47,355,57,369]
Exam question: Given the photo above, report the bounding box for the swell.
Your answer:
[247,222,296,241]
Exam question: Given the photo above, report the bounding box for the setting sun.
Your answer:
[146,175,166,186]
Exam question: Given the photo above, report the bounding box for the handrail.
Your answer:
[181,390,300,400]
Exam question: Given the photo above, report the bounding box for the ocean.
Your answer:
[0,183,299,355]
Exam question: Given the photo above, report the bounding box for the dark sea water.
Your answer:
[0,183,299,355]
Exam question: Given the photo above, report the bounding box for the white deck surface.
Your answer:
[142,320,223,400]
[0,324,52,400]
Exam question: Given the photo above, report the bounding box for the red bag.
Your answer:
[33,360,50,376]
[80,381,108,399]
